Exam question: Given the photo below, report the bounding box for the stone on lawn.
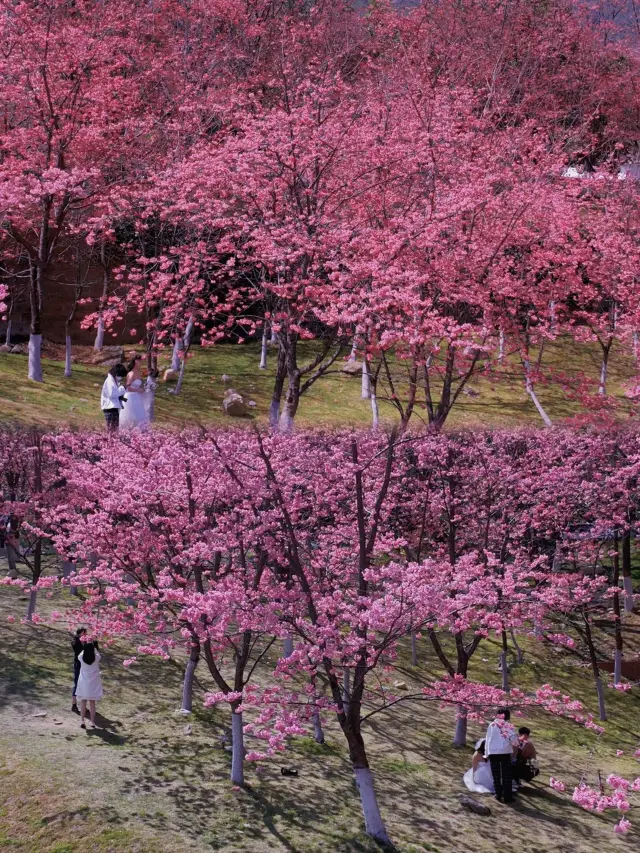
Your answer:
[163,368,178,383]
[223,389,247,417]
[342,360,363,376]
[0,344,11,353]
[10,345,26,355]
[459,795,491,816]
[32,711,47,718]
[89,345,124,365]
[393,680,408,691]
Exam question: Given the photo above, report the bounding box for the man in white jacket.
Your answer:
[100,363,128,432]
[485,707,519,803]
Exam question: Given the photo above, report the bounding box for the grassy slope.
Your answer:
[0,338,637,430]
[1,570,640,853]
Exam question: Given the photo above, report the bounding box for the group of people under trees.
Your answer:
[100,355,152,433]
[464,709,539,803]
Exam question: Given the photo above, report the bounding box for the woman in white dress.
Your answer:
[76,641,103,729]
[463,739,495,794]
[119,355,151,431]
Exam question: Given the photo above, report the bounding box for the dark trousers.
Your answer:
[489,754,514,802]
[103,408,120,433]
[72,659,81,698]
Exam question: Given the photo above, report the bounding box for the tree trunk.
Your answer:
[173,317,194,396]
[259,324,268,370]
[370,378,379,430]
[5,317,11,347]
[171,336,182,372]
[94,316,105,352]
[342,669,350,718]
[500,630,509,692]
[595,676,607,722]
[361,358,371,399]
[6,543,18,579]
[353,767,391,845]
[61,559,78,596]
[622,530,634,612]
[270,346,287,428]
[510,629,524,664]
[231,708,245,786]
[28,334,43,382]
[411,632,418,667]
[26,587,38,622]
[498,329,505,362]
[453,705,468,748]
[64,335,72,378]
[612,532,623,686]
[282,635,294,658]
[584,615,606,721]
[349,337,358,362]
[181,645,200,712]
[523,360,552,427]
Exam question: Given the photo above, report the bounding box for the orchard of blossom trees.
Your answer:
[1,0,640,430]
[2,423,640,842]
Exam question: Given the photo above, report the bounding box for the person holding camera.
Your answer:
[100,363,128,432]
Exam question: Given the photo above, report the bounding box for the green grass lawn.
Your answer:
[0,337,637,430]
[1,563,640,853]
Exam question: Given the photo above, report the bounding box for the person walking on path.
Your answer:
[71,627,87,714]
[100,363,128,433]
[484,707,518,803]
[76,641,103,729]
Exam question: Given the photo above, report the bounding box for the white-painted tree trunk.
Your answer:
[500,651,509,692]
[552,543,562,572]
[613,650,622,686]
[26,588,38,621]
[64,335,72,378]
[145,376,157,422]
[549,300,556,331]
[411,632,418,667]
[171,336,182,372]
[633,332,639,364]
[599,359,608,395]
[61,560,78,596]
[523,360,552,427]
[361,359,371,399]
[353,767,391,845]
[270,329,278,345]
[349,338,358,361]
[453,705,468,747]
[28,334,43,382]
[370,383,379,430]
[5,318,11,347]
[278,408,295,433]
[282,635,294,658]
[269,400,280,428]
[498,329,505,362]
[259,325,268,370]
[231,710,245,786]
[181,657,198,712]
[94,316,105,352]
[595,676,607,722]
[342,669,350,717]
[623,575,634,612]
[173,317,194,396]
[312,704,325,744]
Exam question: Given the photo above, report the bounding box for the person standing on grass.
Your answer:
[100,363,128,433]
[76,641,103,729]
[71,627,87,714]
[484,707,518,803]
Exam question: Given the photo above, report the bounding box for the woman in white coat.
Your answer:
[75,641,103,729]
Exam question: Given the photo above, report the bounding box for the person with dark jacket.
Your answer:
[71,628,87,713]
